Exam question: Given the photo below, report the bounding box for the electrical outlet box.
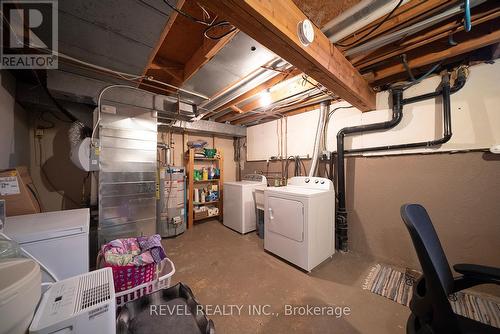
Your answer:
[89,140,100,171]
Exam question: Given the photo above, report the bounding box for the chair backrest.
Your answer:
[400,204,454,295]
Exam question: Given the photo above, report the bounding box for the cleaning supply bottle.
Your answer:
[209,165,215,179]
[202,167,208,181]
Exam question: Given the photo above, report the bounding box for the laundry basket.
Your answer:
[97,254,175,308]
[114,258,175,307]
[96,250,156,292]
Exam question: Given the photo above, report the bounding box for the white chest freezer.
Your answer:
[4,209,90,282]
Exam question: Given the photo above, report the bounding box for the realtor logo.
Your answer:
[1,0,58,69]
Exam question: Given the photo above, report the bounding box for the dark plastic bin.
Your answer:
[117,282,215,334]
[256,209,264,239]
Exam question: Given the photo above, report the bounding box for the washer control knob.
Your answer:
[305,178,310,183]
[315,180,319,184]
[321,180,325,184]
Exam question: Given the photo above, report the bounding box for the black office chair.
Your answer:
[400,204,500,334]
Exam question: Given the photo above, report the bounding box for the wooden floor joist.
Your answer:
[182,29,239,84]
[353,8,500,70]
[337,0,456,51]
[371,27,500,83]
[198,0,376,111]
[208,68,303,117]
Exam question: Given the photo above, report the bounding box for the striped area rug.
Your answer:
[363,264,500,328]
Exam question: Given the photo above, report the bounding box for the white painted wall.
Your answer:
[247,61,500,161]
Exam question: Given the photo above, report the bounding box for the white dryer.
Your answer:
[264,176,335,271]
[223,174,267,234]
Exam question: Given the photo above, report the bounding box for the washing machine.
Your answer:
[264,176,335,271]
[223,174,267,234]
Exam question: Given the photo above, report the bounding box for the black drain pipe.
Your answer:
[346,71,466,154]
[336,89,404,251]
[335,69,467,252]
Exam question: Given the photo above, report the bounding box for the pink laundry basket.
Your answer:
[97,251,156,293]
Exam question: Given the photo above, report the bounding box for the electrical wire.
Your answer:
[335,0,404,48]
[391,60,443,90]
[163,0,236,41]
[91,84,151,146]
[204,21,237,40]
[322,105,355,150]
[163,0,214,26]
[1,10,207,99]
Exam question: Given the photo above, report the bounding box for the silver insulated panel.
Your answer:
[98,88,157,246]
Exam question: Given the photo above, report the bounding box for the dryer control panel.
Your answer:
[287,177,333,191]
[242,174,267,184]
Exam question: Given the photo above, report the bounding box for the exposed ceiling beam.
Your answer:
[142,0,186,76]
[141,1,236,89]
[197,0,376,111]
[182,29,239,84]
[337,0,456,51]
[234,95,331,125]
[236,77,317,114]
[208,67,302,116]
[353,7,500,70]
[150,57,184,70]
[229,105,245,113]
[149,57,185,82]
[284,103,325,117]
[371,26,500,83]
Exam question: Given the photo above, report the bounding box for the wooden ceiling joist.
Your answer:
[354,7,500,71]
[233,95,331,125]
[197,0,376,111]
[209,67,303,116]
[141,0,236,88]
[337,0,457,52]
[142,0,186,77]
[182,28,238,84]
[371,24,500,83]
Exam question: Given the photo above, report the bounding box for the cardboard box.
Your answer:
[0,166,42,217]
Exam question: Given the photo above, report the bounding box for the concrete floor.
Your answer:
[163,220,409,334]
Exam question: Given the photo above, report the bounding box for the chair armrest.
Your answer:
[452,263,500,292]
[454,264,500,280]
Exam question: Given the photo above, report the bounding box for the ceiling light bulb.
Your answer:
[260,89,272,107]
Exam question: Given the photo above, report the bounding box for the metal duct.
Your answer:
[344,0,487,57]
[222,87,322,123]
[159,119,246,137]
[309,101,330,177]
[196,58,291,118]
[322,0,395,43]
